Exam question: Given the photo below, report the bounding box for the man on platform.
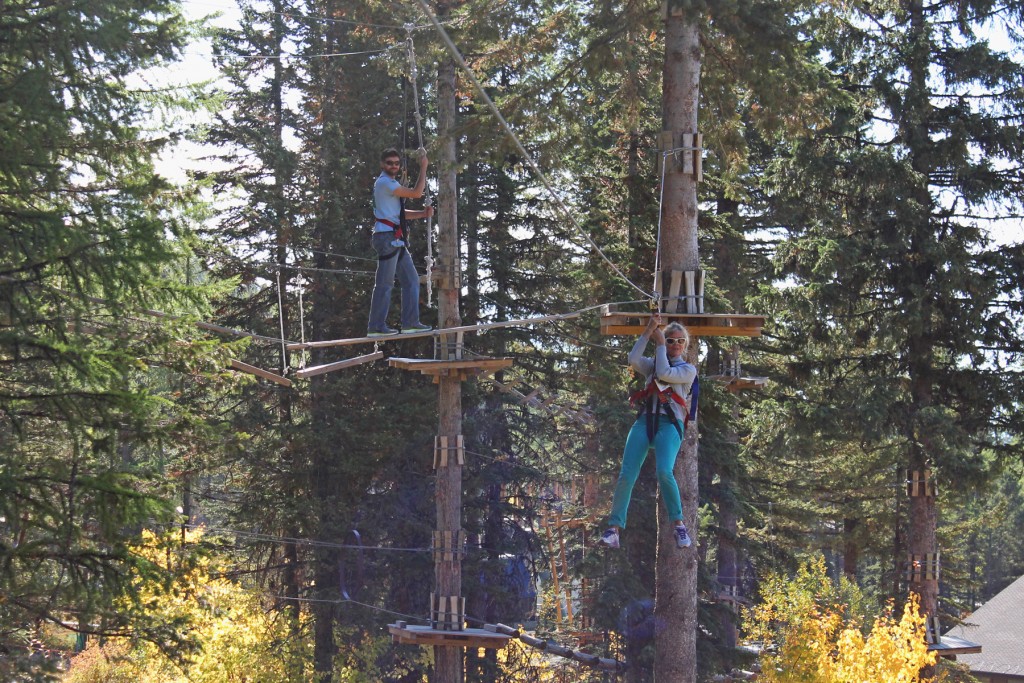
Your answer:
[367,147,434,336]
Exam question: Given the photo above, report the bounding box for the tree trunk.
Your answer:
[904,0,939,625]
[270,1,302,638]
[654,8,701,683]
[434,54,464,683]
[842,517,859,583]
[309,3,348,675]
[716,401,739,652]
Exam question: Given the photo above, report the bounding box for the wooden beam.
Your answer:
[602,324,762,338]
[229,359,292,387]
[389,357,513,379]
[667,270,683,313]
[600,311,765,338]
[292,351,383,379]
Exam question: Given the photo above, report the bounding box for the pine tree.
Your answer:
[0,0,224,677]
[203,0,309,660]
[755,0,1024,628]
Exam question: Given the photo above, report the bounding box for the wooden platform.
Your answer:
[388,623,511,649]
[389,357,513,382]
[599,308,764,338]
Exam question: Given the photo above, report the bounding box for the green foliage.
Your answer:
[4,0,1021,680]
[742,0,1024,628]
[0,0,237,675]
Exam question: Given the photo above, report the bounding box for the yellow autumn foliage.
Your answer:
[66,528,310,683]
[744,556,937,683]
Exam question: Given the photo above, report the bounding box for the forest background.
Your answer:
[2,0,1024,681]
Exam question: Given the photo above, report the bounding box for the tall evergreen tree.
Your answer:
[0,0,224,678]
[755,0,1024,628]
[204,0,309,660]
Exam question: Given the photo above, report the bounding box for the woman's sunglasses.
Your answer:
[665,338,686,345]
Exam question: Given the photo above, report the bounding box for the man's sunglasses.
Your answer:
[384,160,402,166]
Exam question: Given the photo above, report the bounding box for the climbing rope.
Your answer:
[405,24,435,307]
[653,150,669,312]
[275,266,289,374]
[295,264,308,370]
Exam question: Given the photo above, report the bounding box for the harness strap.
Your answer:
[378,247,407,262]
[630,378,690,441]
[376,217,405,242]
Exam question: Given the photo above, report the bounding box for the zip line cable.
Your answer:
[237,46,399,60]
[288,299,641,350]
[302,248,378,263]
[270,262,379,277]
[183,522,555,559]
[411,0,653,302]
[270,593,428,623]
[185,523,432,553]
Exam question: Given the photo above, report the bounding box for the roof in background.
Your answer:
[947,574,1024,676]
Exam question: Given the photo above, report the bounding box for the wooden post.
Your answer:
[655,3,702,682]
[435,51,464,683]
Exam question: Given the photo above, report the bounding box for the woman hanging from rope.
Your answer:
[599,313,697,549]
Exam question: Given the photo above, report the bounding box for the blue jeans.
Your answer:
[607,418,684,529]
[368,231,421,331]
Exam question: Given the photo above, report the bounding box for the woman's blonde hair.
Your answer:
[663,322,690,352]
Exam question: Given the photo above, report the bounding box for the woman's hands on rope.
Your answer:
[647,312,665,345]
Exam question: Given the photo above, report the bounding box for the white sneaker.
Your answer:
[674,523,692,548]
[599,528,620,549]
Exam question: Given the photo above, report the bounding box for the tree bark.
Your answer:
[309,3,348,676]
[654,9,701,683]
[434,54,464,683]
[904,0,939,624]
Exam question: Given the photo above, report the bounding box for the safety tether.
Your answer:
[405,24,435,307]
[652,151,668,312]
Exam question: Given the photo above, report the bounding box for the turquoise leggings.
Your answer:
[607,418,683,529]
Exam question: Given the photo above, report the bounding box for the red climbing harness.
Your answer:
[382,195,409,241]
[629,376,697,440]
[375,217,404,241]
[629,379,688,417]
